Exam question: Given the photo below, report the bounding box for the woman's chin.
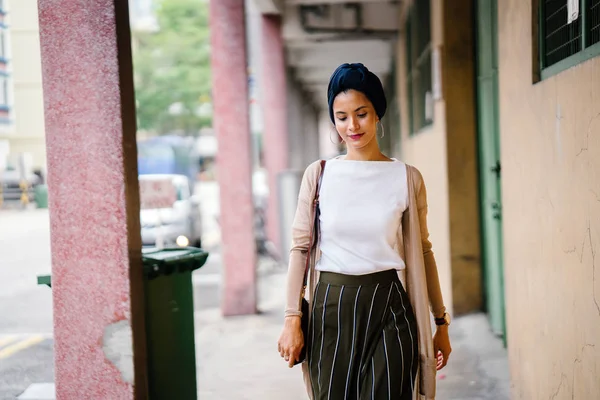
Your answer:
[346,135,375,150]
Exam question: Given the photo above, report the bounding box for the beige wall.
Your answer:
[395,0,482,315]
[499,1,600,398]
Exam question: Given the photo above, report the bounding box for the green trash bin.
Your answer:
[37,246,209,400]
[141,246,208,400]
[34,184,49,209]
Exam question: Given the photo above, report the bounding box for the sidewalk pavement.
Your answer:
[195,271,306,400]
[194,271,512,400]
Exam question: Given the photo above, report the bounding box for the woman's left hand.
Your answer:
[433,325,451,370]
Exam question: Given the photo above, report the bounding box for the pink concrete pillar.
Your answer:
[260,15,288,252]
[38,1,147,398]
[210,0,257,316]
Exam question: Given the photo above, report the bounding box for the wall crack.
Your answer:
[550,345,595,399]
[577,223,600,316]
[563,246,576,254]
[550,373,567,399]
[577,112,600,157]
[588,224,600,317]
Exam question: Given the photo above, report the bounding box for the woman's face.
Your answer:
[332,89,379,151]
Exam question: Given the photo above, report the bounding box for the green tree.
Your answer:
[132,0,211,135]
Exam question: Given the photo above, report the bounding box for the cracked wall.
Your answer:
[499,1,600,398]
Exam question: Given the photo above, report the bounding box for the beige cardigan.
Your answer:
[285,160,446,399]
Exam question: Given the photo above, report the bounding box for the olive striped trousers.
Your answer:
[307,269,418,400]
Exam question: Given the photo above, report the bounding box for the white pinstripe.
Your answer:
[381,284,394,323]
[390,305,405,395]
[318,284,331,390]
[394,282,415,394]
[371,357,375,400]
[344,287,361,400]
[309,282,321,399]
[357,283,380,398]
[382,330,390,400]
[327,286,345,400]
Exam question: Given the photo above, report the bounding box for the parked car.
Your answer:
[139,174,202,248]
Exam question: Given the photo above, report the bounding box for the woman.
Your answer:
[277,63,451,399]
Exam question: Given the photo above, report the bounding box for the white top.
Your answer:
[315,157,409,275]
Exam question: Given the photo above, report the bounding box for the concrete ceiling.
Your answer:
[280,1,401,109]
[252,0,284,14]
[287,40,392,107]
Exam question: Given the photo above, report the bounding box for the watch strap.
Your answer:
[434,313,448,326]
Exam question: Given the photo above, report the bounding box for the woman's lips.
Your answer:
[348,133,364,141]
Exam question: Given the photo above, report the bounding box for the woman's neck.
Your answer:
[344,145,389,161]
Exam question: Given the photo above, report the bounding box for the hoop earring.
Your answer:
[330,128,341,144]
[377,121,385,138]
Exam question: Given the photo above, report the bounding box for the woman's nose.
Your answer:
[349,117,359,131]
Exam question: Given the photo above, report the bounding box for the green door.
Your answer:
[475,0,506,339]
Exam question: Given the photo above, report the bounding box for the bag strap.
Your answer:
[301,160,326,295]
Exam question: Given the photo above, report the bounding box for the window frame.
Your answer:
[539,0,600,80]
[405,0,433,136]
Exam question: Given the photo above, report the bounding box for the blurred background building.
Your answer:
[0,0,46,175]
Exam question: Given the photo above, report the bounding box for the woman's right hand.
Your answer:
[277,316,304,368]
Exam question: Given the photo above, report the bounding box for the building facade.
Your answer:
[498,1,600,398]
[395,1,600,397]
[129,0,158,32]
[0,0,158,177]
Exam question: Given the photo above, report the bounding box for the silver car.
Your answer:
[139,174,202,248]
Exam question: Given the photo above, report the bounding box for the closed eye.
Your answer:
[337,113,367,122]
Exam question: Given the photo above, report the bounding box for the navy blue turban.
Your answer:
[327,63,387,123]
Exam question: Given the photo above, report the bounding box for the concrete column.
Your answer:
[442,0,482,315]
[286,72,320,169]
[301,101,320,165]
[286,71,303,170]
[260,15,288,251]
[38,1,147,398]
[209,0,257,315]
